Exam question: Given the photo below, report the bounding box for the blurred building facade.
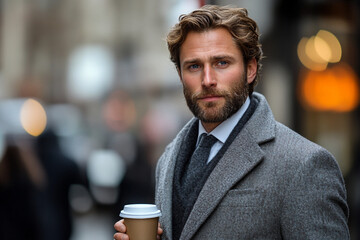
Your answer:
[0,0,359,239]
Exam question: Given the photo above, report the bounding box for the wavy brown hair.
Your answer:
[167,5,263,94]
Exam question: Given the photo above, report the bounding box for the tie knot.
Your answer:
[198,133,218,148]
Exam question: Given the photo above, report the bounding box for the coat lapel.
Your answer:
[180,129,264,240]
[180,93,276,240]
[158,147,176,239]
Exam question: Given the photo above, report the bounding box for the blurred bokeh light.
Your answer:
[299,63,359,112]
[315,30,342,63]
[20,98,47,137]
[67,45,116,102]
[297,30,342,71]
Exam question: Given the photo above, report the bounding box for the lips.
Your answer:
[199,95,221,102]
[193,89,226,103]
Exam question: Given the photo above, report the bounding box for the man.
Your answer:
[114,5,349,239]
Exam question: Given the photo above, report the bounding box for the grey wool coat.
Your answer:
[155,92,349,240]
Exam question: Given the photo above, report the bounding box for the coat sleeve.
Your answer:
[280,148,350,239]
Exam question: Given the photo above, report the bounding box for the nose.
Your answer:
[202,65,217,88]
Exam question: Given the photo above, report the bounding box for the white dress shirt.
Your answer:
[197,97,250,164]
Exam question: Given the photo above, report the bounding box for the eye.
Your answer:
[188,64,201,71]
[216,60,228,67]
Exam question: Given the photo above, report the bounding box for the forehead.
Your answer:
[179,28,243,62]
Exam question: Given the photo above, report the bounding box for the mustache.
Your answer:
[191,89,228,99]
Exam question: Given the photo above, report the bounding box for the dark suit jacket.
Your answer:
[155,92,349,240]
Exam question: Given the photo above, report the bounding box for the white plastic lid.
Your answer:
[120,204,161,219]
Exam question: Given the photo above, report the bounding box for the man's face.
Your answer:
[178,28,257,130]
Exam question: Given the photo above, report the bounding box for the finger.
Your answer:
[157,223,163,239]
[157,222,163,235]
[113,232,129,240]
[158,226,163,235]
[114,219,126,233]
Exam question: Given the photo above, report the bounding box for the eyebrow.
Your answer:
[212,55,235,61]
[182,55,236,66]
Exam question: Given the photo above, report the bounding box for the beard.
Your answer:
[183,74,249,123]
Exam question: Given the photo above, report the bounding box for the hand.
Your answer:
[114,219,128,240]
[113,219,163,240]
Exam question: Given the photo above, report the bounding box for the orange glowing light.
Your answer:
[299,64,359,112]
[20,98,47,136]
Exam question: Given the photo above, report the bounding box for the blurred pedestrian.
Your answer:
[0,136,45,240]
[102,89,155,217]
[34,129,83,240]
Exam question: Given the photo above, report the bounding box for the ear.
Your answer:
[246,58,257,84]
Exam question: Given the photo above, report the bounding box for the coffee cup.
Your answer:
[120,204,161,240]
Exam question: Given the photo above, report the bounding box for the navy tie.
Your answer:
[182,133,218,190]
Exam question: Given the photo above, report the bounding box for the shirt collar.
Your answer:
[197,96,250,145]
